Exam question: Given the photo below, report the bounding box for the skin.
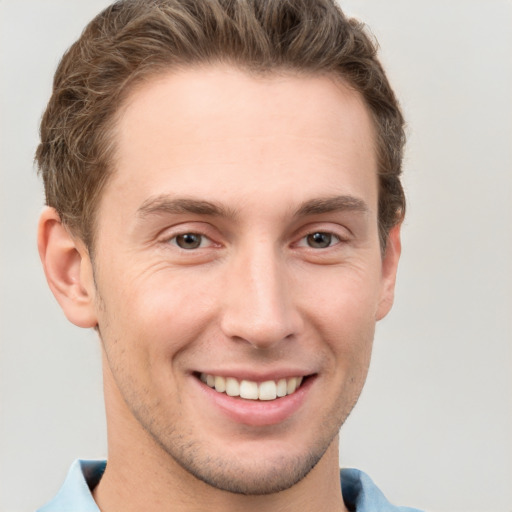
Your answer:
[38,65,401,512]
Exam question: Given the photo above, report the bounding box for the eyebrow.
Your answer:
[294,195,369,217]
[136,194,369,220]
[137,196,238,219]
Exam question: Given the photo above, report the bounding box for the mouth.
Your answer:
[197,373,307,401]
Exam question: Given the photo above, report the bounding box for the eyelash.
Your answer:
[165,230,343,251]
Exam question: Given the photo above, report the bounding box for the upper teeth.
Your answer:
[199,374,304,401]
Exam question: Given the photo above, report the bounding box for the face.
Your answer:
[86,66,400,494]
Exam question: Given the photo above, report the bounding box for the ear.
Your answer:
[376,223,402,321]
[38,207,98,328]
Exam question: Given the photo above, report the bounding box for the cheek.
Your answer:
[322,310,375,376]
[96,268,220,357]
[299,262,383,324]
[297,265,379,368]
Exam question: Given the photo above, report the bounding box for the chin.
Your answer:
[172,448,324,495]
[147,419,341,496]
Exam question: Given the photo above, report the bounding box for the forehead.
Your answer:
[103,65,378,220]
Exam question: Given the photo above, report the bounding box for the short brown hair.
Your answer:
[36,0,405,250]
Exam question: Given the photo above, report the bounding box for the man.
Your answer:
[36,0,420,510]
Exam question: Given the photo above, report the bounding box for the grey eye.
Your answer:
[306,232,333,248]
[175,233,203,249]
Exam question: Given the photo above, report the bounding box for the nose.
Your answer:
[220,244,302,349]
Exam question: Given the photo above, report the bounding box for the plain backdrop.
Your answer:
[1,1,511,511]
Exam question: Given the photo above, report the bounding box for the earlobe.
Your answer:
[376,223,402,321]
[38,207,98,328]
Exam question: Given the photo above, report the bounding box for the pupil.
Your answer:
[308,232,331,248]
[177,233,201,249]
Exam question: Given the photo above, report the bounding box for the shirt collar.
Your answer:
[341,468,423,512]
[37,459,104,512]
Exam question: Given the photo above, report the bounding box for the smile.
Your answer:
[199,373,304,401]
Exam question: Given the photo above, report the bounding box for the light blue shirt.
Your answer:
[37,459,423,511]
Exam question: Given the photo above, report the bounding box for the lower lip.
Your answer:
[193,376,314,427]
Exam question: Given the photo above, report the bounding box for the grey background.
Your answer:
[1,1,511,511]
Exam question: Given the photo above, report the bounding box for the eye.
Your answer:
[301,232,340,249]
[171,233,209,250]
